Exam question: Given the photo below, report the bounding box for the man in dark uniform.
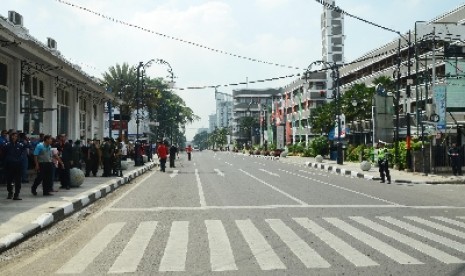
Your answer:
[1,131,25,200]
[169,144,178,168]
[58,134,73,189]
[101,137,113,177]
[448,143,462,176]
[377,142,391,184]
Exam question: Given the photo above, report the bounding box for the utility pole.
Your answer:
[406,31,413,171]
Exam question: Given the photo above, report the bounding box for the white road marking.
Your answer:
[205,220,238,271]
[259,169,280,177]
[351,216,464,264]
[379,216,465,253]
[56,222,126,274]
[294,218,378,267]
[108,204,465,212]
[324,217,422,265]
[159,221,189,272]
[195,169,207,207]
[214,169,225,177]
[240,169,308,205]
[432,216,465,229]
[236,219,286,270]
[170,170,179,178]
[225,162,233,166]
[279,169,401,206]
[266,219,330,268]
[405,216,465,239]
[109,221,158,273]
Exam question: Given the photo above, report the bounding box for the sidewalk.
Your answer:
[278,156,465,184]
[0,160,156,253]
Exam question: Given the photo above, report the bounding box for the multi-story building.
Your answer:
[214,89,233,131]
[0,10,111,139]
[208,114,216,133]
[231,88,281,147]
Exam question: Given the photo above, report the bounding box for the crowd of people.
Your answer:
[0,129,153,200]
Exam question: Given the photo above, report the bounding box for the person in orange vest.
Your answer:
[186,144,193,161]
[157,140,168,172]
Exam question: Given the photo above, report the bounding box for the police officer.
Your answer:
[377,141,391,184]
[448,143,462,176]
[2,131,25,200]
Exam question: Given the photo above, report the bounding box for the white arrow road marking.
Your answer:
[259,169,280,177]
[170,170,179,178]
[214,169,225,177]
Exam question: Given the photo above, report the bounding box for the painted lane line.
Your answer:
[259,169,280,177]
[294,218,378,267]
[405,216,465,239]
[225,162,233,166]
[240,169,308,205]
[379,216,465,253]
[195,169,207,207]
[236,219,286,270]
[169,170,179,178]
[214,169,225,177]
[279,169,401,206]
[324,217,422,265]
[266,219,330,268]
[109,221,159,273]
[159,221,189,272]
[351,216,463,264]
[57,222,126,274]
[432,216,465,229]
[205,220,238,271]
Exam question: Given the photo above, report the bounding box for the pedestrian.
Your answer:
[101,137,113,177]
[157,140,168,172]
[169,144,178,168]
[57,134,72,189]
[377,141,391,184]
[1,131,26,200]
[186,144,193,161]
[32,135,62,196]
[18,132,31,183]
[72,140,83,169]
[448,143,462,176]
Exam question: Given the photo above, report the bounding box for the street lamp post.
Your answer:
[306,60,343,165]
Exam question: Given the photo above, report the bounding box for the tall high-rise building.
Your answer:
[321,0,344,99]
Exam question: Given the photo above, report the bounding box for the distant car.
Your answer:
[193,146,200,151]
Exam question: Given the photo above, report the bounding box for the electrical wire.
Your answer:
[54,0,302,70]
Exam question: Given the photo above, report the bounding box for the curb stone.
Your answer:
[0,162,156,253]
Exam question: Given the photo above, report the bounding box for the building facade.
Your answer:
[0,10,111,140]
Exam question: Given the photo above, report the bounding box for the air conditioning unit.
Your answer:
[47,38,57,50]
[8,11,23,26]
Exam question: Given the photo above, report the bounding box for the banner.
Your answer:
[433,85,447,130]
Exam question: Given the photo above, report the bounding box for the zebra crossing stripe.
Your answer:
[324,218,423,265]
[205,220,238,271]
[109,221,158,273]
[56,222,126,274]
[236,219,286,270]
[405,216,465,239]
[159,221,189,272]
[351,217,464,264]
[266,219,331,268]
[293,218,378,267]
[379,216,465,254]
[432,217,465,229]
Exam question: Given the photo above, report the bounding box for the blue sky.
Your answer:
[3,0,465,139]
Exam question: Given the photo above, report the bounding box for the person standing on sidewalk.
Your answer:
[32,135,63,196]
[0,129,8,186]
[377,142,391,184]
[448,143,462,176]
[1,131,26,200]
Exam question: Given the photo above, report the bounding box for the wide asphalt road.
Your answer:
[4,150,465,275]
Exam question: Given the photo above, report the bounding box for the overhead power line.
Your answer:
[54,0,302,70]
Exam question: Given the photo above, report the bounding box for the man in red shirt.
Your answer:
[186,144,193,161]
[157,141,168,172]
